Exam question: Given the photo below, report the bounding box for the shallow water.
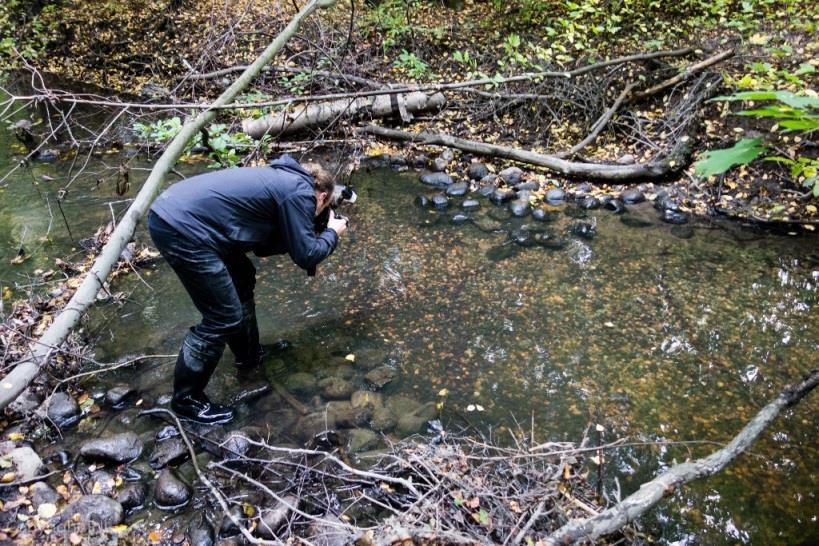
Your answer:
[1,129,817,542]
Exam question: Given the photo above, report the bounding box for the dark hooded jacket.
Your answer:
[149,155,338,271]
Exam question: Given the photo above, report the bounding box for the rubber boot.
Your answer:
[228,300,264,372]
[170,328,234,425]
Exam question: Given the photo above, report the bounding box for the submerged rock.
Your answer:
[347,429,380,453]
[620,188,645,204]
[620,216,653,228]
[445,181,469,196]
[604,199,626,214]
[431,157,448,172]
[80,432,143,464]
[662,209,690,224]
[461,198,481,211]
[485,244,520,261]
[219,505,245,538]
[509,199,531,217]
[257,495,298,539]
[188,515,215,546]
[431,193,450,210]
[515,181,539,191]
[569,221,597,240]
[4,446,43,481]
[47,392,80,428]
[420,172,452,187]
[351,390,383,410]
[222,431,251,458]
[490,188,515,204]
[31,482,60,508]
[578,196,601,210]
[509,228,537,247]
[105,385,134,407]
[365,366,398,389]
[61,495,123,528]
[532,207,559,222]
[671,225,695,239]
[319,377,355,399]
[116,482,146,511]
[450,212,470,225]
[545,188,565,204]
[414,194,431,208]
[499,166,523,185]
[284,372,317,394]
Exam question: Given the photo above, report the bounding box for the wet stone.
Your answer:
[149,437,188,469]
[510,228,537,247]
[467,162,489,180]
[414,195,431,208]
[546,188,565,204]
[9,390,41,415]
[515,181,539,191]
[621,189,645,204]
[80,432,143,464]
[370,406,397,432]
[472,216,502,232]
[47,392,80,428]
[154,468,191,509]
[662,209,690,224]
[116,482,146,511]
[488,206,512,221]
[222,431,251,458]
[389,155,407,168]
[431,157,449,172]
[188,515,215,546]
[450,212,470,225]
[157,425,180,441]
[569,221,597,240]
[445,181,469,196]
[534,232,568,250]
[490,188,516,204]
[325,401,371,428]
[420,172,453,186]
[61,495,123,528]
[84,470,116,497]
[4,446,43,481]
[105,385,134,407]
[427,193,447,210]
[441,149,455,162]
[578,196,601,210]
[257,495,298,539]
[351,390,383,409]
[486,244,520,261]
[365,366,398,389]
[347,429,380,453]
[574,182,593,194]
[563,206,588,219]
[461,198,480,211]
[509,199,531,217]
[219,505,245,538]
[532,207,559,222]
[319,377,355,399]
[604,199,626,214]
[499,166,523,185]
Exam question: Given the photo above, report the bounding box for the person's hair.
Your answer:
[302,162,335,195]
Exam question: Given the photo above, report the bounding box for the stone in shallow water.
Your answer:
[467,162,489,180]
[662,209,690,224]
[284,372,316,394]
[31,482,60,508]
[604,199,626,214]
[257,495,299,539]
[105,385,134,407]
[116,482,146,511]
[365,366,398,389]
[533,231,568,250]
[563,206,588,219]
[490,188,516,204]
[509,199,531,217]
[80,432,143,464]
[621,188,645,204]
[4,446,43,481]
[499,166,523,185]
[450,212,470,225]
[486,244,520,261]
[188,514,215,546]
[431,193,450,210]
[445,181,469,196]
[578,196,601,210]
[546,188,565,203]
[154,468,191,509]
[149,437,188,469]
[461,198,480,211]
[510,228,537,247]
[61,495,123,528]
[431,157,449,172]
[308,514,356,546]
[414,195,431,208]
[47,392,80,428]
[532,207,559,222]
[351,390,383,409]
[222,431,251,458]
[318,377,355,399]
[347,428,380,453]
[515,181,539,191]
[569,221,597,240]
[420,172,452,187]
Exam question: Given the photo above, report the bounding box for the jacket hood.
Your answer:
[269,154,312,185]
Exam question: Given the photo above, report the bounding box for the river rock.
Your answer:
[450,212,470,225]
[545,188,565,204]
[499,166,523,185]
[149,437,189,469]
[284,372,317,394]
[431,193,450,210]
[188,515,215,546]
[441,149,455,162]
[219,505,245,538]
[31,482,60,508]
[414,194,431,208]
[604,199,626,214]
[116,482,146,511]
[509,199,531,217]
[662,209,690,224]
[569,221,597,240]
[222,431,251,458]
[420,172,452,186]
[308,514,356,546]
[467,162,489,180]
[370,406,397,432]
[365,366,398,388]
[9,389,41,415]
[510,228,536,247]
[80,432,143,464]
[347,429,379,453]
[445,181,469,196]
[351,390,383,410]
[472,216,502,232]
[61,495,123,528]
[326,401,371,428]
[389,155,407,168]
[257,495,298,539]
[578,196,601,209]
[616,153,636,165]
[396,402,438,437]
[47,392,80,428]
[105,385,134,407]
[319,377,354,399]
[154,468,191,509]
[621,188,645,204]
[490,187,516,204]
[431,157,448,172]
[461,198,480,211]
[532,207,559,222]
[157,425,180,441]
[85,470,116,497]
[515,181,539,191]
[534,231,568,250]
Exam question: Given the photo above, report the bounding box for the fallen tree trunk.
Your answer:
[357,125,693,182]
[242,91,445,139]
[544,369,819,545]
[0,0,339,411]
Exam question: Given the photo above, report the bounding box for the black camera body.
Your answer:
[309,184,357,277]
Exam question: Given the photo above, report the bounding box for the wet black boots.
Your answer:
[170,328,234,425]
[227,300,264,373]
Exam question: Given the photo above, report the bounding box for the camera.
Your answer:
[309,184,357,277]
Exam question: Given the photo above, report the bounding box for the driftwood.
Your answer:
[544,369,819,545]
[357,124,693,181]
[0,0,339,412]
[242,91,445,138]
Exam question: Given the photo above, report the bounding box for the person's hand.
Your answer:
[327,209,348,237]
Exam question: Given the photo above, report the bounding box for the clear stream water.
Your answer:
[1,122,817,544]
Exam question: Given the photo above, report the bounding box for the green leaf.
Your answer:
[478,508,490,525]
[793,63,816,76]
[694,138,767,177]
